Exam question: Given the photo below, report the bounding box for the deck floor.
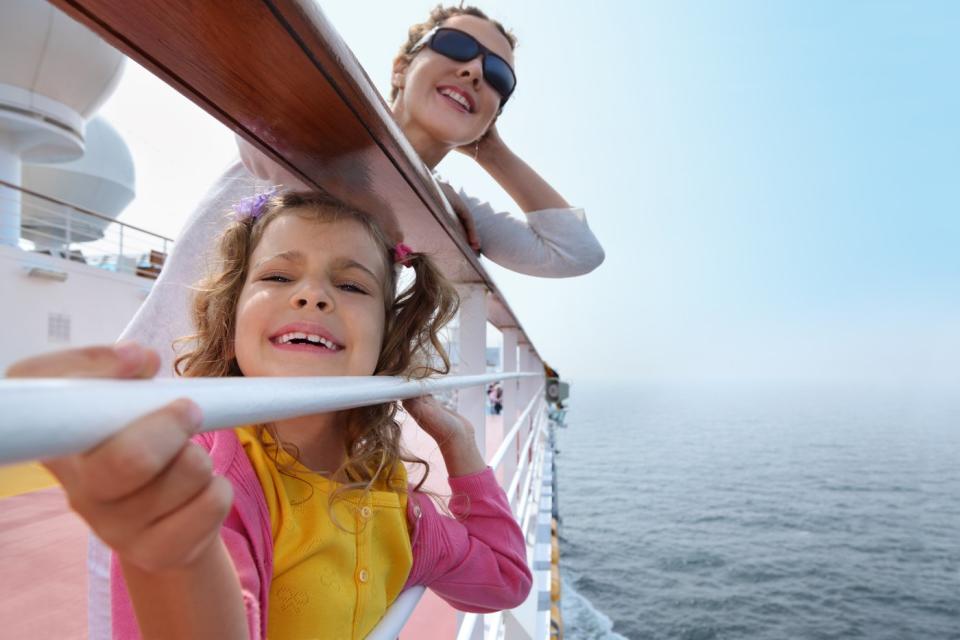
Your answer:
[0,414,508,638]
[0,484,88,638]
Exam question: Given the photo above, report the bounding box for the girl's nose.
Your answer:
[292,283,333,311]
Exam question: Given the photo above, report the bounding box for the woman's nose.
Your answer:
[457,57,484,88]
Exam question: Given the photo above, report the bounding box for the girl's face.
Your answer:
[393,14,514,147]
[233,212,388,379]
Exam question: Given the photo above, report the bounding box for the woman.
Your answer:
[239,5,605,279]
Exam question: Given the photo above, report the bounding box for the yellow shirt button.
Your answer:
[358,569,369,583]
[360,506,372,519]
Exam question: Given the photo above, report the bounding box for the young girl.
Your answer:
[27,190,531,639]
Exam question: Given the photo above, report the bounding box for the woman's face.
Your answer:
[393,15,515,149]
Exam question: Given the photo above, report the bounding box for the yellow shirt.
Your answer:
[236,427,412,640]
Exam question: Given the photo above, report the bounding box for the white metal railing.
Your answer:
[0,180,173,278]
[366,585,427,640]
[374,387,548,640]
[488,387,542,472]
[0,372,540,466]
[455,390,548,640]
[0,368,548,640]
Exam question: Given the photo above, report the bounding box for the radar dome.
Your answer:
[21,117,135,246]
[0,0,125,161]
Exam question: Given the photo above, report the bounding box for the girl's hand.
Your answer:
[403,396,486,476]
[6,344,233,573]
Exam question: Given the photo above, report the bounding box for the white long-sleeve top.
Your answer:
[236,136,605,278]
[118,141,604,376]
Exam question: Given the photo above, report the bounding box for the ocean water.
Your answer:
[556,383,960,640]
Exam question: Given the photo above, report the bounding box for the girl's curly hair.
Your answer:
[175,190,459,505]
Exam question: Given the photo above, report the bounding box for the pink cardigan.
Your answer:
[110,430,532,639]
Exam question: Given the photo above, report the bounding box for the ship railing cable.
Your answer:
[0,181,173,276]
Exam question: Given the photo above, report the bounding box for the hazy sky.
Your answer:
[100,1,959,388]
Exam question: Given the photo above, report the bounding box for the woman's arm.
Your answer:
[452,126,605,277]
[470,124,571,212]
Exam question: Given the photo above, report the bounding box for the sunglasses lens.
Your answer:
[429,28,516,103]
[430,29,480,62]
[483,56,516,100]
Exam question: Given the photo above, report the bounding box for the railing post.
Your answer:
[117,224,124,273]
[0,146,22,247]
[519,343,536,424]
[516,342,533,495]
[455,284,487,458]
[501,327,519,491]
[64,204,73,252]
[454,283,489,640]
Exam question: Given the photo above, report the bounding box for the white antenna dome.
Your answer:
[21,117,136,246]
[0,0,125,162]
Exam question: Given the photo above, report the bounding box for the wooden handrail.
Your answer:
[49,0,536,353]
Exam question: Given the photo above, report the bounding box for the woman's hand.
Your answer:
[6,343,232,573]
[437,181,481,253]
[456,122,572,214]
[454,122,507,164]
[403,396,486,477]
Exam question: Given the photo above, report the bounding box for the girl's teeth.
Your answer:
[276,332,340,350]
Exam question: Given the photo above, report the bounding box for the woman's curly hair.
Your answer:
[175,190,459,505]
[390,4,517,103]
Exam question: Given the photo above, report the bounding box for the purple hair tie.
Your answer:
[232,187,278,222]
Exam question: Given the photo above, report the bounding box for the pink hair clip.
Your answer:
[232,187,278,222]
[393,242,414,267]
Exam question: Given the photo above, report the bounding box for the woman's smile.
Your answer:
[436,85,475,113]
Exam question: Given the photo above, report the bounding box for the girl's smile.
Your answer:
[269,321,344,353]
[233,213,388,379]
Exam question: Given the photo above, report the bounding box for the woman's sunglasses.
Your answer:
[412,27,517,105]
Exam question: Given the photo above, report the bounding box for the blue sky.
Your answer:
[103,1,959,387]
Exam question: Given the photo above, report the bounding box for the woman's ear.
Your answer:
[392,56,409,90]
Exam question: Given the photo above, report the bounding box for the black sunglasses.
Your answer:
[412,27,517,105]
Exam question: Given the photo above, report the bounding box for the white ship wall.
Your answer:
[0,245,148,372]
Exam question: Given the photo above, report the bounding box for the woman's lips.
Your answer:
[436,87,473,113]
